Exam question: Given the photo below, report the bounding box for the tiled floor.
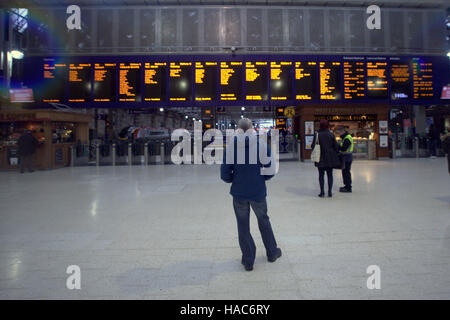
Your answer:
[0,158,449,299]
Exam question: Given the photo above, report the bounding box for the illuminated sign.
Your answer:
[343,60,365,100]
[93,63,116,102]
[319,61,341,100]
[169,62,192,101]
[295,62,317,100]
[412,58,434,99]
[245,61,268,101]
[119,62,142,102]
[195,62,218,101]
[390,60,411,100]
[367,60,388,99]
[220,61,242,101]
[43,62,67,102]
[270,61,292,100]
[144,62,166,102]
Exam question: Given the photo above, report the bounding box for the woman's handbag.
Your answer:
[311,132,321,163]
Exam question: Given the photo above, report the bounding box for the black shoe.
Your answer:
[318,193,325,198]
[340,187,352,193]
[241,262,253,271]
[268,248,282,263]
[328,191,332,197]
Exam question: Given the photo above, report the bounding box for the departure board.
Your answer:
[319,62,341,100]
[93,63,116,102]
[169,62,192,101]
[270,61,292,100]
[412,58,434,99]
[119,63,141,102]
[367,61,388,99]
[43,62,67,102]
[390,61,411,100]
[295,62,317,100]
[68,63,91,102]
[195,62,218,101]
[144,62,166,102]
[245,61,268,101]
[220,62,243,101]
[343,60,365,100]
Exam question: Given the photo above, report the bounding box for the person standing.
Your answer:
[221,118,282,271]
[311,119,341,198]
[336,126,354,193]
[17,130,38,173]
[428,123,439,158]
[441,127,450,174]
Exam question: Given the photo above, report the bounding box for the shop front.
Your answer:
[296,104,390,160]
[0,110,92,170]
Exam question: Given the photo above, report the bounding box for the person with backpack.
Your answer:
[311,119,341,198]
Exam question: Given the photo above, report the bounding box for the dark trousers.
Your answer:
[447,154,450,174]
[20,155,34,173]
[342,161,352,189]
[232,198,278,267]
[429,139,437,157]
[318,167,333,193]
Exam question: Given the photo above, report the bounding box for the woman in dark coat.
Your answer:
[311,120,341,198]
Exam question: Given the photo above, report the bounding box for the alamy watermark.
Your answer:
[171,121,279,176]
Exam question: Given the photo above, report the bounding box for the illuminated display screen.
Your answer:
[390,60,411,100]
[220,61,243,101]
[144,62,166,102]
[34,55,444,107]
[43,62,67,102]
[295,62,317,100]
[319,62,341,100]
[119,63,141,102]
[245,61,268,101]
[270,61,292,100]
[68,63,91,102]
[93,63,116,102]
[412,58,434,99]
[169,62,192,101]
[343,60,365,100]
[195,62,218,101]
[367,60,388,99]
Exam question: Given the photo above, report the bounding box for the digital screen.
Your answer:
[367,60,388,99]
[220,61,243,101]
[390,61,411,100]
[245,61,268,101]
[319,61,341,100]
[343,60,365,100]
[144,62,166,102]
[119,63,141,102]
[169,62,192,101]
[68,63,91,102]
[270,61,292,100]
[43,62,67,102]
[195,62,218,101]
[412,58,434,99]
[295,62,317,100]
[93,63,116,102]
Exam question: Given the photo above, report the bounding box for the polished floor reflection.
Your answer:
[0,158,449,299]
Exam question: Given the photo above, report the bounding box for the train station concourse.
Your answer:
[0,0,450,303]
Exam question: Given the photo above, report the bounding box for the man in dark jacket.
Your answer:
[336,126,354,193]
[441,128,450,174]
[18,130,38,173]
[221,118,281,271]
[428,124,440,158]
